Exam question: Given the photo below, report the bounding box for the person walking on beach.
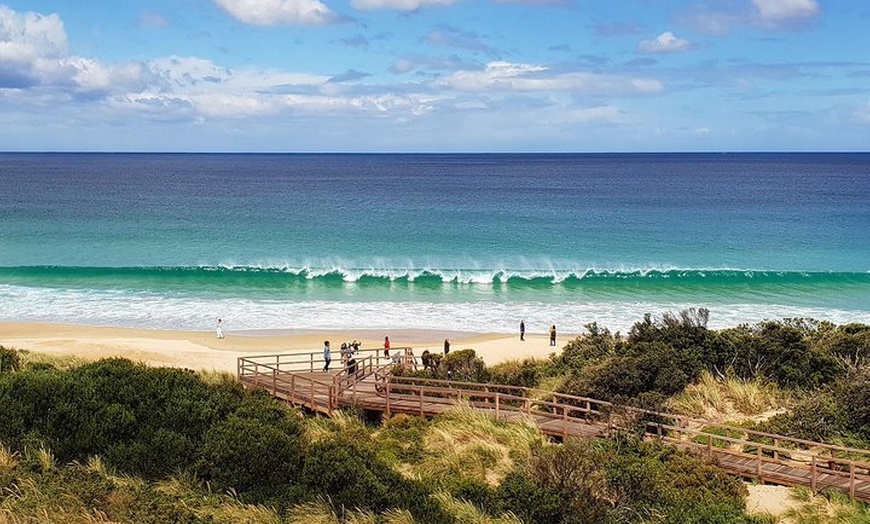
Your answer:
[383,336,391,357]
[519,319,525,341]
[443,338,450,355]
[323,341,332,372]
[549,325,557,346]
[215,318,224,339]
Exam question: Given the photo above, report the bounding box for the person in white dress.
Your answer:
[216,318,225,339]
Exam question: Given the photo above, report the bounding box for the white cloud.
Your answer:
[752,0,820,24]
[637,32,691,54]
[0,5,68,87]
[434,61,663,95]
[350,0,457,12]
[212,0,336,26]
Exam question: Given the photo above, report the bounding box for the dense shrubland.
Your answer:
[439,312,870,449]
[0,344,781,523]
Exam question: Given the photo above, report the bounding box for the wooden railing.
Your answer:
[367,373,870,500]
[239,350,870,501]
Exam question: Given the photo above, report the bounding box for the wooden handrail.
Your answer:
[239,350,870,502]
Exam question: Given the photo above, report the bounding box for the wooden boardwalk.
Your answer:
[238,350,870,502]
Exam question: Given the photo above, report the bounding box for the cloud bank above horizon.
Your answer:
[0,0,867,152]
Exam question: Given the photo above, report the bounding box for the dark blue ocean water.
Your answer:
[1,153,868,333]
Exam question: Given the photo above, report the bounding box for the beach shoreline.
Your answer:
[0,321,567,373]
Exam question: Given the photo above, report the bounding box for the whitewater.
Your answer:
[1,153,868,334]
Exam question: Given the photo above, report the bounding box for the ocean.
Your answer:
[1,152,868,335]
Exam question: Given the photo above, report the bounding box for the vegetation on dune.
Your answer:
[0,342,799,523]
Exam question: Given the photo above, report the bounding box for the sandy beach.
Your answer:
[0,322,567,373]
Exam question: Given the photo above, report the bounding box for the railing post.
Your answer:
[562,404,568,438]
[291,374,296,404]
[849,461,855,498]
[386,381,391,417]
[707,434,712,458]
[757,445,762,479]
[811,455,817,492]
[773,438,779,461]
[272,368,277,395]
[495,394,500,418]
[419,386,424,416]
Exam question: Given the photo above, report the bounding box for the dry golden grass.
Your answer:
[0,445,19,472]
[782,487,870,523]
[669,371,781,421]
[287,498,416,524]
[195,369,237,386]
[405,403,545,488]
[16,349,89,371]
[432,492,523,524]
[306,410,369,443]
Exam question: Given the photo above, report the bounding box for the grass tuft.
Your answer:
[669,370,780,420]
[433,492,523,524]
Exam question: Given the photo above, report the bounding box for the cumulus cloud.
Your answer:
[350,0,457,12]
[212,0,337,26]
[434,60,663,95]
[637,32,692,54]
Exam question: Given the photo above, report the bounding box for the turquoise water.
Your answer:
[1,153,868,333]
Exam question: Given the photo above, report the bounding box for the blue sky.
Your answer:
[0,0,868,151]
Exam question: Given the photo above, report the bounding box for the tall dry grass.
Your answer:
[404,403,545,487]
[287,498,415,524]
[783,487,870,523]
[669,370,781,421]
[16,349,89,370]
[432,492,523,524]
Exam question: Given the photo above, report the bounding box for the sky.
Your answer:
[0,0,868,152]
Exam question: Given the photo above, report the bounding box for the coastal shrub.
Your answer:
[0,358,248,478]
[297,435,448,521]
[559,342,700,402]
[440,349,487,382]
[0,346,20,374]
[553,322,620,374]
[487,358,550,388]
[197,415,304,499]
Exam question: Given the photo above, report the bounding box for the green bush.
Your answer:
[198,415,304,497]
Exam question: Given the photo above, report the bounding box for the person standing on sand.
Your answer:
[520,320,525,341]
[443,338,450,355]
[215,318,224,339]
[323,341,332,372]
[549,325,557,346]
[384,336,391,357]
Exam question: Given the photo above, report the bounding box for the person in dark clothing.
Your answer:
[549,325,556,346]
[443,338,450,355]
[520,320,525,341]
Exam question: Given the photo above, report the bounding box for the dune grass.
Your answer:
[396,403,545,489]
[783,487,870,523]
[15,348,90,371]
[669,370,782,421]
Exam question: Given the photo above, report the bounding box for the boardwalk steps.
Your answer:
[238,350,870,502]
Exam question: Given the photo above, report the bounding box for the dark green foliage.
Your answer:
[560,342,701,402]
[487,358,550,388]
[297,435,449,522]
[198,415,303,497]
[492,438,752,524]
[553,322,620,373]
[0,346,21,374]
[758,367,870,446]
[440,349,487,382]
[0,358,247,478]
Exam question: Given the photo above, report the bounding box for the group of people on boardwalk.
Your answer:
[520,319,558,346]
